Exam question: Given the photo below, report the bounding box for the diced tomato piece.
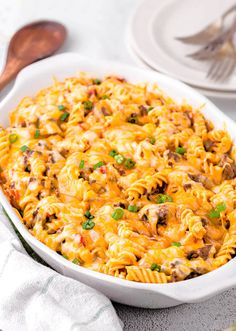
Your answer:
[100,166,107,174]
[80,235,86,246]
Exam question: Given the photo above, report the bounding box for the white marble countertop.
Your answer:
[0,0,236,330]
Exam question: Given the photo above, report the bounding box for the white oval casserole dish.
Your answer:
[0,52,236,308]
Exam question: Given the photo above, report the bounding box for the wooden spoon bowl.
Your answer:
[0,20,67,91]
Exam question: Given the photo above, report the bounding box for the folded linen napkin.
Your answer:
[0,207,122,331]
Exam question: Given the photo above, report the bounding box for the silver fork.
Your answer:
[176,4,236,45]
[187,17,236,60]
[206,39,236,81]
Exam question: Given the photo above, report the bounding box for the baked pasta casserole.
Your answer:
[0,74,236,283]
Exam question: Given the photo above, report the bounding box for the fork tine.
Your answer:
[215,58,235,82]
[220,59,235,81]
[213,58,229,81]
[231,61,236,76]
[207,57,235,82]
[206,59,221,79]
[207,58,224,80]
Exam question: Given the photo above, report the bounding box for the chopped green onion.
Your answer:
[58,105,65,111]
[114,154,125,164]
[112,208,124,220]
[72,258,80,265]
[93,161,104,170]
[171,242,181,247]
[60,112,69,121]
[82,219,95,230]
[101,95,109,100]
[128,205,138,213]
[93,78,102,85]
[147,106,154,112]
[157,194,173,204]
[215,202,227,212]
[84,210,94,219]
[109,149,118,157]
[62,255,68,259]
[208,202,227,219]
[149,137,155,145]
[20,145,28,152]
[79,160,85,169]
[150,263,161,272]
[124,158,135,169]
[208,210,220,219]
[176,147,186,155]
[84,210,91,218]
[83,100,93,111]
[9,133,18,144]
[34,129,40,139]
[127,115,138,124]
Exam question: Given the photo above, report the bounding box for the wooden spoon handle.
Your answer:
[0,71,17,91]
[0,58,26,92]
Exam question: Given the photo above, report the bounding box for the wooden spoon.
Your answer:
[0,20,67,91]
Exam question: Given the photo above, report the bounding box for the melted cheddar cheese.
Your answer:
[1,74,236,283]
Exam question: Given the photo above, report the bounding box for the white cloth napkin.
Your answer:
[0,207,122,331]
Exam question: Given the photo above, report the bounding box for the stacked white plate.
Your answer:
[128,0,236,99]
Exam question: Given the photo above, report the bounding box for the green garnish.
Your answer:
[63,255,68,259]
[72,258,80,265]
[149,137,155,145]
[176,147,186,155]
[114,154,125,165]
[208,210,220,219]
[112,208,124,220]
[58,105,65,111]
[84,210,91,218]
[128,205,138,213]
[34,129,40,139]
[215,202,227,212]
[60,112,69,121]
[20,145,28,152]
[79,160,85,169]
[83,100,93,111]
[208,202,227,219]
[171,242,181,247]
[84,210,94,219]
[128,115,138,124]
[9,133,18,144]
[93,78,102,85]
[82,219,95,230]
[150,263,161,272]
[93,161,104,170]
[124,158,135,169]
[157,194,173,204]
[109,149,118,157]
[147,106,154,112]
[101,95,109,100]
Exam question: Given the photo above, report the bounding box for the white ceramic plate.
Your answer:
[127,33,236,99]
[129,0,236,92]
[0,53,236,308]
